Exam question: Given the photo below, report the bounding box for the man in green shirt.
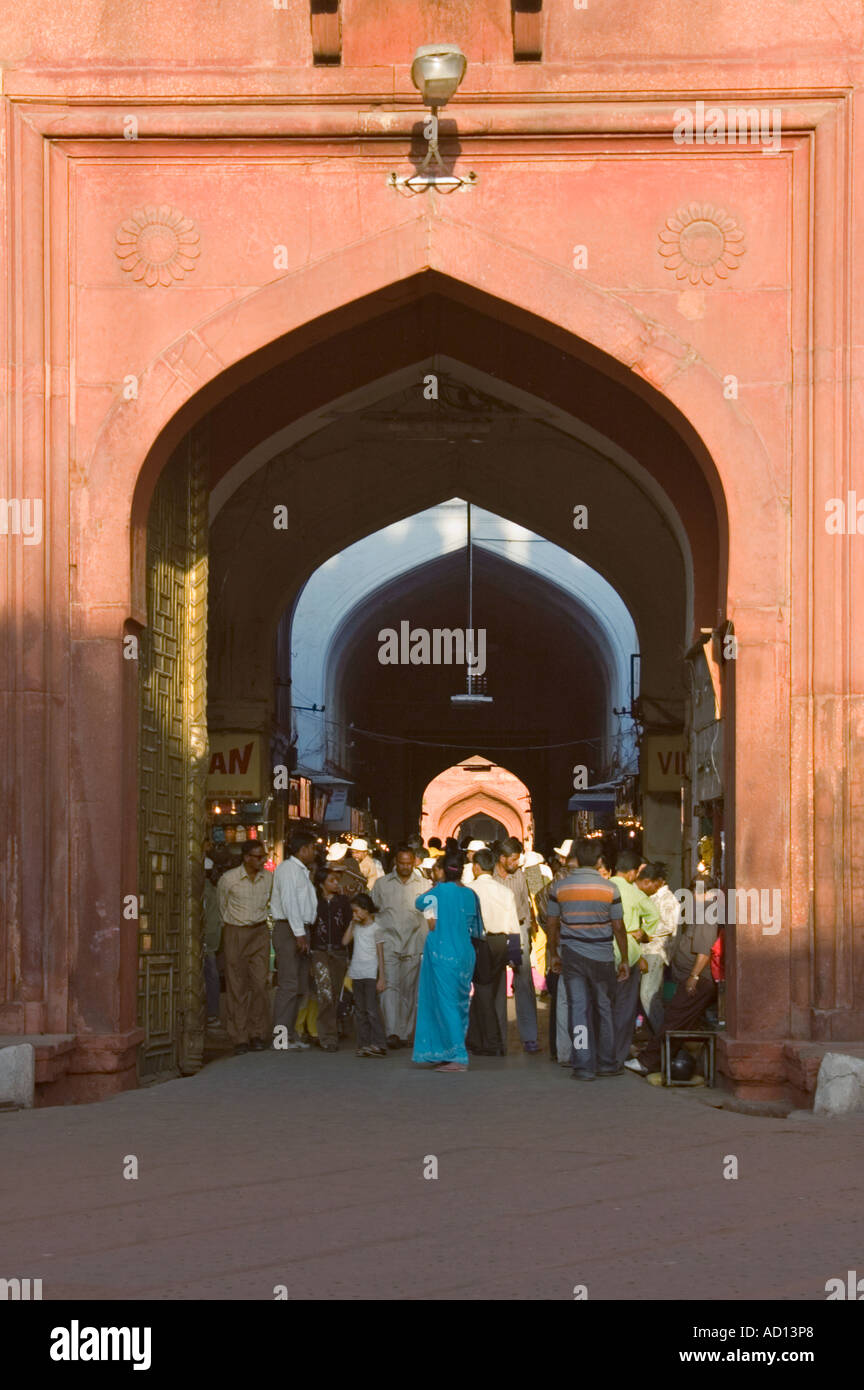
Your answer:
[610,849,660,1069]
[626,880,719,1076]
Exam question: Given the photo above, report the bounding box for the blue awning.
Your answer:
[567,787,619,813]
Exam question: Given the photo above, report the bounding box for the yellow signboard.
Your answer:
[206,731,265,800]
[641,734,688,792]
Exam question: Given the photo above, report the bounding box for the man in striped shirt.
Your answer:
[545,838,630,1080]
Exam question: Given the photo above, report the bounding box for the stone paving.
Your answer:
[3,1025,864,1303]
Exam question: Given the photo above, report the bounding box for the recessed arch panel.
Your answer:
[123,270,731,637]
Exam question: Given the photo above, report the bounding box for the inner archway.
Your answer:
[456,815,509,844]
[288,495,639,842]
[421,757,533,846]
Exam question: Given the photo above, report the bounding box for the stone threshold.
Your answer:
[0,1032,144,1106]
[719,1037,864,1109]
[0,1034,77,1086]
[3,1032,863,1109]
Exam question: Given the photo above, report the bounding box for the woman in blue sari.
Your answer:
[413,851,484,1071]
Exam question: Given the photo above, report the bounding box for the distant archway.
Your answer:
[421,757,532,847]
[457,814,509,843]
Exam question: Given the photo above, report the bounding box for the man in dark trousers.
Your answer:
[467,847,519,1055]
[545,838,631,1080]
[625,881,718,1076]
[270,830,318,1050]
[493,837,541,1052]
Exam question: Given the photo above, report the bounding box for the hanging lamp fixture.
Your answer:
[451,500,493,705]
[388,45,477,193]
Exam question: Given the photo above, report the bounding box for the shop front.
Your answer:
[207,731,272,867]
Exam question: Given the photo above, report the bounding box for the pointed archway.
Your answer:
[422,757,532,846]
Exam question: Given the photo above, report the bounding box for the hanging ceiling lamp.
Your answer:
[452,500,493,706]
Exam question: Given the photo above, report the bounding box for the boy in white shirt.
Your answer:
[342,893,388,1057]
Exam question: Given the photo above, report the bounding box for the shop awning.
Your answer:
[293,765,353,786]
[567,785,619,814]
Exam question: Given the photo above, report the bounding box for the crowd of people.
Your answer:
[203,829,722,1080]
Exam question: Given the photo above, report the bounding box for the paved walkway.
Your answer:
[3,1041,862,1301]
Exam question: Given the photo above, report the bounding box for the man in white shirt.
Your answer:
[635,861,681,1036]
[270,830,318,1050]
[371,843,430,1047]
[467,848,519,1055]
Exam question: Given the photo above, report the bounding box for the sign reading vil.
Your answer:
[641,734,689,792]
[206,732,265,800]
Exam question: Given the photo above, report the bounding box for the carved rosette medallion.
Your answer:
[658,204,745,285]
[116,205,200,286]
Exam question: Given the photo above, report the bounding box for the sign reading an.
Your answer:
[206,732,265,800]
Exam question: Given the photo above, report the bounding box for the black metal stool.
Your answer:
[663,1029,716,1087]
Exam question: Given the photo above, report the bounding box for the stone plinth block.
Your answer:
[0,1044,36,1108]
[813,1053,864,1115]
